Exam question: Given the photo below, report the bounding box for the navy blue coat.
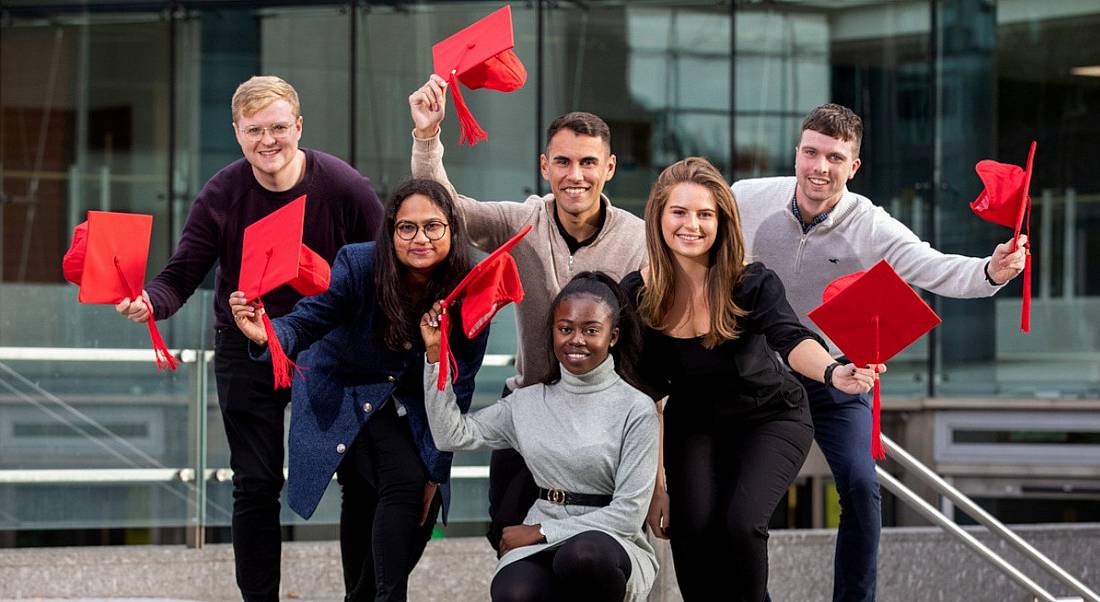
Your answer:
[266,242,488,521]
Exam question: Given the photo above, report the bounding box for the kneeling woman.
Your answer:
[229,179,487,602]
[421,272,659,602]
[623,158,877,602]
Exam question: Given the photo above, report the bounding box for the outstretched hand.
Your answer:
[419,300,444,364]
[988,234,1028,285]
[409,74,448,139]
[831,363,886,395]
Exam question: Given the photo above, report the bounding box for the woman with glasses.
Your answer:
[229,178,488,602]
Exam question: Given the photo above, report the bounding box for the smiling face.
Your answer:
[794,128,862,213]
[552,294,618,375]
[540,129,617,223]
[392,193,451,277]
[660,182,719,264]
[233,99,303,190]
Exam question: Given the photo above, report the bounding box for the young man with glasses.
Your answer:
[408,75,648,553]
[115,75,383,602]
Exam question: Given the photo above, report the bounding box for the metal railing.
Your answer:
[2,345,1098,599]
[879,434,1098,602]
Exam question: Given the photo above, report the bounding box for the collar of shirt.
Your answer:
[791,191,830,234]
[552,201,606,254]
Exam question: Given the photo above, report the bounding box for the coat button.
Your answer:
[362,402,373,413]
[336,443,347,454]
[387,375,396,383]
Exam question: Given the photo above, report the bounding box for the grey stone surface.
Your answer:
[0,524,1097,601]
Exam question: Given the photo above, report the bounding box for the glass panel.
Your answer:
[937,1,1100,398]
[544,1,731,215]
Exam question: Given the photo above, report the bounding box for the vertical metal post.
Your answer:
[187,349,209,549]
[729,0,736,177]
[535,0,544,195]
[1063,188,1076,298]
[1040,189,1053,299]
[167,1,177,258]
[348,1,358,167]
[925,0,941,398]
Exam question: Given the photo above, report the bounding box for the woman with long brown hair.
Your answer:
[621,157,879,601]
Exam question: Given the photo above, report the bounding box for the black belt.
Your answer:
[538,487,612,507]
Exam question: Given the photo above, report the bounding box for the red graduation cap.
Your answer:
[808,260,941,459]
[433,5,527,146]
[239,195,332,388]
[971,141,1036,332]
[436,224,532,390]
[61,211,178,371]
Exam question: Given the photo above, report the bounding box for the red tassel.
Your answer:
[448,73,488,146]
[1020,200,1032,333]
[871,375,885,460]
[435,306,460,391]
[144,314,178,371]
[261,308,297,389]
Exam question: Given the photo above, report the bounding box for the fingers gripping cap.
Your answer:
[432,5,528,145]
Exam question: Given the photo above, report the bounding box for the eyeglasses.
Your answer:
[395,220,449,241]
[238,122,294,142]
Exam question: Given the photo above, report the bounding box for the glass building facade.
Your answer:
[2,0,1099,546]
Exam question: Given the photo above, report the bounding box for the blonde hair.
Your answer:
[231,76,300,122]
[639,157,749,349]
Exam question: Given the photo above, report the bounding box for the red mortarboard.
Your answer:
[239,195,332,388]
[61,211,178,370]
[808,260,941,459]
[971,141,1036,332]
[433,5,528,146]
[436,225,532,390]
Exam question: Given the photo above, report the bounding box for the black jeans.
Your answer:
[214,328,291,602]
[490,531,633,602]
[337,401,439,602]
[664,399,814,602]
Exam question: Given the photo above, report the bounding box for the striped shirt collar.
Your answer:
[791,191,830,234]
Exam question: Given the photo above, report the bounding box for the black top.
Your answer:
[621,263,825,414]
[552,201,605,254]
[145,148,383,329]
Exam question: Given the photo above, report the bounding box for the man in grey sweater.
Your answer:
[732,103,1027,602]
[409,75,647,551]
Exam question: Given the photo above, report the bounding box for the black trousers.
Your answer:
[490,531,633,602]
[664,399,813,602]
[214,328,291,602]
[487,385,539,553]
[337,401,440,602]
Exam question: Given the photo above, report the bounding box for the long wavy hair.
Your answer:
[539,271,647,394]
[373,178,472,351]
[638,157,749,349]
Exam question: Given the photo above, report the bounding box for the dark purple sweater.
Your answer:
[145,148,383,329]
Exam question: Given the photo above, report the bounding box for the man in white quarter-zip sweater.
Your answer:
[732,103,1027,602]
[409,75,647,554]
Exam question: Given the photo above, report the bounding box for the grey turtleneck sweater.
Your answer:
[423,356,659,602]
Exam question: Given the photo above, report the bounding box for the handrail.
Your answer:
[0,346,516,367]
[881,434,1097,602]
[0,466,491,484]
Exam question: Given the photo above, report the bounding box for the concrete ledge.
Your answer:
[1,524,1097,601]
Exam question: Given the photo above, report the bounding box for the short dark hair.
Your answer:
[545,112,611,150]
[801,103,863,157]
[373,178,472,351]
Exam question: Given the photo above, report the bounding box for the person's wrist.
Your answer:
[984,261,1002,286]
[823,361,842,389]
[413,125,440,140]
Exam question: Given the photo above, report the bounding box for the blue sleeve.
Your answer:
[271,245,370,359]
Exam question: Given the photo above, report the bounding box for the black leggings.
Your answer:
[665,402,813,602]
[337,402,440,602]
[490,531,633,602]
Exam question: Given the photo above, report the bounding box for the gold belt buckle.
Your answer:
[547,488,566,505]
